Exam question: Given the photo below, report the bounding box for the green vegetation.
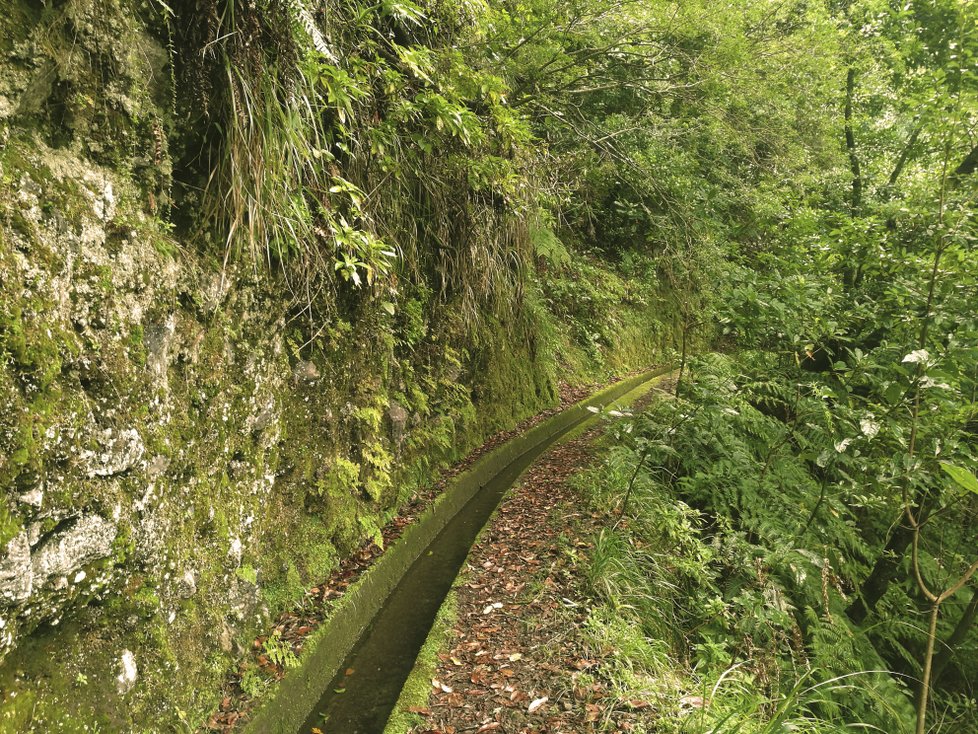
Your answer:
[1,0,976,729]
[559,0,978,726]
[0,0,668,729]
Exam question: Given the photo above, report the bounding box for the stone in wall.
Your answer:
[0,514,117,607]
[0,533,32,605]
[30,514,117,586]
[82,427,145,478]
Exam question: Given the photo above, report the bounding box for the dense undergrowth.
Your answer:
[563,0,978,729]
[580,343,977,731]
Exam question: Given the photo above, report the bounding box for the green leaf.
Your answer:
[940,463,978,495]
[883,382,905,406]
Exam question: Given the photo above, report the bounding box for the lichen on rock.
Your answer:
[30,514,117,586]
[0,533,32,605]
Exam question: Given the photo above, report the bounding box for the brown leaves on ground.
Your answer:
[408,425,654,734]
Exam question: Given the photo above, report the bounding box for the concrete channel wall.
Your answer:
[245,366,672,733]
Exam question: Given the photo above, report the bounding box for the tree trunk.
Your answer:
[887,122,922,189]
[916,602,941,734]
[847,522,913,624]
[844,67,862,216]
[930,585,978,686]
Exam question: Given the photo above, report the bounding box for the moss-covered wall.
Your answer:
[0,148,555,728]
[0,1,673,730]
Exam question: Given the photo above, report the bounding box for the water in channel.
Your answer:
[299,412,592,734]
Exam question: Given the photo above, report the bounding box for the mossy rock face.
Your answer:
[0,0,169,170]
[0,56,558,734]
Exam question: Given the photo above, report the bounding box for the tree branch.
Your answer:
[844,67,862,215]
[931,584,978,686]
[887,121,923,188]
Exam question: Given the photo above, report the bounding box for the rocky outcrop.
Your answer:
[30,514,117,585]
[0,533,32,605]
[0,513,116,614]
[0,121,556,734]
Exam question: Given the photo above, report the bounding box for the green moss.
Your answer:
[127,323,147,366]
[132,586,161,615]
[262,562,304,611]
[236,564,258,585]
[0,688,38,734]
[0,612,123,733]
[0,504,20,552]
[362,440,393,502]
[0,303,64,388]
[297,516,339,580]
[316,456,361,498]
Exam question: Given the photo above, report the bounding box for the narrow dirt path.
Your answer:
[407,424,652,734]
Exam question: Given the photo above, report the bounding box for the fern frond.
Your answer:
[288,0,338,62]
